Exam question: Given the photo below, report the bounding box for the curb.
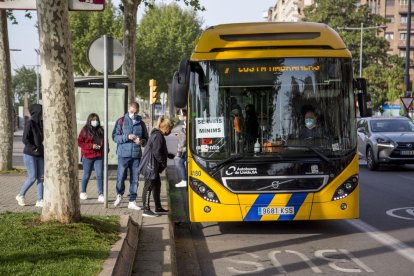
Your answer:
[167,181,178,276]
[100,214,141,276]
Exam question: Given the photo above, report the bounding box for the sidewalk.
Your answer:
[3,124,184,275]
[0,170,173,275]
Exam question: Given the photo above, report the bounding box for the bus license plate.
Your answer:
[258,207,294,215]
[401,150,414,155]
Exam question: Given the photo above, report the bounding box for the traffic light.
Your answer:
[149,79,158,104]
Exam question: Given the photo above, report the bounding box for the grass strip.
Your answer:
[0,212,119,276]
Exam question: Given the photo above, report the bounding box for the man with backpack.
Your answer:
[112,102,148,210]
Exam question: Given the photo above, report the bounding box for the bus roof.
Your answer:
[191,22,350,60]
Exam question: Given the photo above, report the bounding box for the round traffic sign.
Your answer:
[88,36,124,73]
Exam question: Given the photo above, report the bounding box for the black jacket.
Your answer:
[23,104,44,157]
[149,128,168,173]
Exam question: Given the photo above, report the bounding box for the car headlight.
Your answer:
[376,138,395,148]
[332,175,358,201]
[189,177,221,203]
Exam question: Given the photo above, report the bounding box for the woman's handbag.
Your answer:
[138,139,159,180]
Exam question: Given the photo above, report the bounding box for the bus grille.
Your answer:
[222,175,329,193]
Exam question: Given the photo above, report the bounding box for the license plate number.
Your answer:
[401,150,414,155]
[258,207,294,215]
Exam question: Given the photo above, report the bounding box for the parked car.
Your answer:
[357,116,414,170]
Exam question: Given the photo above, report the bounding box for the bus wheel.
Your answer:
[367,147,379,171]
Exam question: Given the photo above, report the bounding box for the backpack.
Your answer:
[117,116,147,135]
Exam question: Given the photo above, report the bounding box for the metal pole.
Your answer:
[360,22,363,78]
[405,0,412,95]
[103,35,109,208]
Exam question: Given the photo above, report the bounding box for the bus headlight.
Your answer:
[332,175,358,201]
[190,177,221,203]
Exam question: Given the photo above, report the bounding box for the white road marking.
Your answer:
[347,219,414,264]
[397,174,414,181]
[386,207,414,221]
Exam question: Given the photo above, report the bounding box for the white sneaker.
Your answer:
[128,201,141,211]
[35,200,43,208]
[114,194,122,207]
[80,193,88,200]
[175,180,187,188]
[15,195,26,206]
[97,194,104,202]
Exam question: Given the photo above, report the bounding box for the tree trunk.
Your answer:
[0,11,13,171]
[37,0,80,223]
[122,0,141,103]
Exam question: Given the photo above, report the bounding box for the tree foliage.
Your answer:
[304,0,389,75]
[12,66,37,106]
[135,3,202,97]
[364,55,405,110]
[69,0,123,76]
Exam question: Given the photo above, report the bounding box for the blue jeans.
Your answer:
[116,157,140,201]
[176,153,187,181]
[81,157,103,195]
[20,154,44,200]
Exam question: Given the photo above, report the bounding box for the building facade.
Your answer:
[266,0,315,22]
[362,0,413,60]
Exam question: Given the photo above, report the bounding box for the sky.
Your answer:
[7,0,276,72]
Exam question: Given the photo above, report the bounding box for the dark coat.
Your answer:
[22,104,44,157]
[138,129,168,180]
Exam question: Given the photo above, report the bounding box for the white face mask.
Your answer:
[91,120,99,127]
[129,113,135,119]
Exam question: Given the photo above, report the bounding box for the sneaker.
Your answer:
[15,195,26,206]
[114,194,122,207]
[35,200,43,208]
[142,209,159,217]
[97,194,104,202]
[128,201,141,210]
[80,193,88,200]
[155,207,169,215]
[175,180,187,188]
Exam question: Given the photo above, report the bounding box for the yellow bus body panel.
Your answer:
[191,22,351,61]
[187,155,359,222]
[238,193,314,221]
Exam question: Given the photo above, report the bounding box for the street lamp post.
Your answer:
[404,0,412,96]
[339,24,387,77]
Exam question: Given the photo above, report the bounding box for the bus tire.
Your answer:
[366,147,378,171]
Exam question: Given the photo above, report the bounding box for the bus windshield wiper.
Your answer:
[210,154,244,171]
[284,144,331,162]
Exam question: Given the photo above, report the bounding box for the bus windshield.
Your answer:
[190,58,356,161]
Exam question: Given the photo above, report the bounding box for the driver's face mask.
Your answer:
[305,118,315,129]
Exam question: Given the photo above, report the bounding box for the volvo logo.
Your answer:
[271,181,281,189]
[407,144,413,148]
[257,179,295,191]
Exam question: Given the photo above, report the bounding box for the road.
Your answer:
[167,150,414,275]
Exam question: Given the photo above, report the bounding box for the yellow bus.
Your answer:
[172,22,366,222]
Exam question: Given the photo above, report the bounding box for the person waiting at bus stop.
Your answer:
[175,109,187,188]
[138,117,175,217]
[112,102,148,210]
[77,113,105,202]
[16,104,44,207]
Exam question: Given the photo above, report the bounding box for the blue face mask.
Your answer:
[305,118,315,129]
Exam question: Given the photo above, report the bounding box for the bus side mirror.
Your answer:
[172,60,190,108]
[354,78,372,117]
